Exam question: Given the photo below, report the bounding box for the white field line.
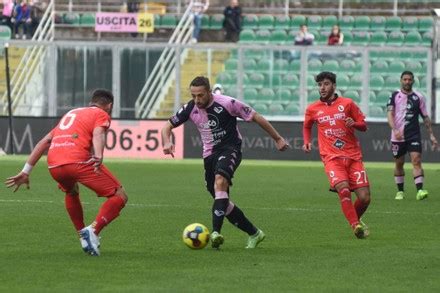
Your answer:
[0,199,438,216]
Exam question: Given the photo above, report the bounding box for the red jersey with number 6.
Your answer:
[304,96,365,163]
[47,107,111,168]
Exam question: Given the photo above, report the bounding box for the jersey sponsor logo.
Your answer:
[213,106,223,114]
[333,139,345,149]
[338,105,344,112]
[199,114,220,130]
[242,106,252,115]
[317,110,324,116]
[412,95,419,101]
[318,113,346,124]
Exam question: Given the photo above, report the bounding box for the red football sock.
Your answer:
[65,194,85,231]
[337,188,359,228]
[93,195,126,235]
[354,198,369,219]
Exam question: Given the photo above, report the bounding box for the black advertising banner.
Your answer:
[183,121,440,162]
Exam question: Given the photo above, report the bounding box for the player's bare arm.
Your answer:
[302,124,312,153]
[5,132,53,192]
[252,112,289,151]
[423,116,439,148]
[161,121,175,157]
[92,126,107,172]
[387,109,403,140]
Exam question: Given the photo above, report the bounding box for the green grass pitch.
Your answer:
[1,156,439,291]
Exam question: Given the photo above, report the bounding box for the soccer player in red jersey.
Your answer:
[302,72,371,239]
[5,89,127,256]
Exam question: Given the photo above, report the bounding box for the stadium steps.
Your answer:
[155,49,229,118]
[0,47,26,100]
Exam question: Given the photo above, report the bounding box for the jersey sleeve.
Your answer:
[228,98,255,121]
[94,111,111,130]
[349,101,366,122]
[386,92,396,111]
[418,94,429,118]
[169,102,192,127]
[303,106,314,144]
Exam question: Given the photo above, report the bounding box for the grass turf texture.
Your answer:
[1,156,439,291]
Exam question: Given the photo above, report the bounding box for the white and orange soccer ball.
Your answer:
[182,223,210,249]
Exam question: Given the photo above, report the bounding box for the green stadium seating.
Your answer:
[308,90,320,101]
[370,31,387,46]
[385,16,402,31]
[370,75,385,90]
[246,73,265,89]
[255,29,271,43]
[369,91,377,102]
[154,14,161,27]
[216,72,231,85]
[274,59,288,72]
[225,58,237,70]
[322,60,339,72]
[413,76,421,88]
[350,74,363,88]
[339,16,355,30]
[239,29,256,43]
[274,15,291,29]
[244,88,258,102]
[339,59,356,74]
[337,74,350,91]
[316,31,329,45]
[63,12,80,25]
[201,14,210,29]
[210,14,224,29]
[160,14,176,28]
[243,14,259,29]
[307,75,316,87]
[269,74,283,87]
[291,15,306,28]
[253,102,269,115]
[260,88,276,101]
[420,76,427,88]
[307,15,322,30]
[422,31,433,46]
[269,29,288,44]
[344,90,361,103]
[281,73,300,89]
[0,25,11,40]
[224,87,237,98]
[371,60,389,73]
[245,49,266,59]
[402,16,418,31]
[257,59,271,72]
[354,16,370,30]
[385,76,401,89]
[244,59,257,70]
[269,102,285,115]
[322,15,338,29]
[388,60,405,73]
[277,88,293,102]
[405,60,423,74]
[376,90,391,103]
[308,59,322,73]
[342,31,353,45]
[289,60,301,72]
[80,13,95,26]
[418,17,433,32]
[370,16,386,31]
[352,31,370,46]
[284,102,301,115]
[387,31,404,46]
[369,105,384,117]
[259,15,275,29]
[404,31,422,46]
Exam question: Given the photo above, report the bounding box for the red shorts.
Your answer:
[49,163,121,197]
[324,158,369,190]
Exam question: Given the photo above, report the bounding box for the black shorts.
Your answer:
[391,140,422,158]
[203,148,242,197]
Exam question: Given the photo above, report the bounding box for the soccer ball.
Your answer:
[182,223,210,249]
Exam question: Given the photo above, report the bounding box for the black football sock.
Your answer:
[212,198,229,233]
[226,205,258,236]
[414,175,424,191]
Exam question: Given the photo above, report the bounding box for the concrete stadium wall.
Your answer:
[1,117,439,162]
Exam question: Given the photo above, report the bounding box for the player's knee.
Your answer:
[411,157,421,167]
[115,187,128,203]
[214,174,229,191]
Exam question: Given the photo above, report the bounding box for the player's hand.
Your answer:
[393,129,403,141]
[163,142,175,158]
[345,117,355,127]
[5,172,30,192]
[302,143,312,153]
[92,156,103,173]
[275,137,290,151]
[430,134,439,149]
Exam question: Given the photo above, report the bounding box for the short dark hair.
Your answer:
[401,71,414,79]
[90,89,114,105]
[315,71,336,84]
[190,76,211,92]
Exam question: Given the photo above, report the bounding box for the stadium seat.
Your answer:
[284,102,301,115]
[308,90,320,101]
[255,29,271,43]
[244,88,258,102]
[269,29,288,44]
[244,59,257,70]
[274,15,291,29]
[387,31,404,46]
[419,76,427,88]
[388,60,405,73]
[246,73,265,89]
[80,13,95,26]
[0,25,11,40]
[258,15,275,29]
[405,60,423,74]
[154,14,161,27]
[369,105,384,117]
[289,60,301,72]
[370,31,387,46]
[245,49,266,60]
[268,102,285,115]
[350,74,363,88]
[210,14,224,29]
[413,76,421,88]
[386,16,402,31]
[224,87,237,98]
[239,29,256,43]
[352,31,370,46]
[201,14,210,29]
[371,60,389,73]
[422,31,433,46]
[291,15,306,28]
[339,16,355,30]
[281,73,300,89]
[404,31,422,46]
[269,74,283,87]
[243,14,259,29]
[257,59,271,72]
[274,59,289,72]
[63,12,80,25]
[307,75,316,87]
[343,90,361,103]
[402,16,418,31]
[376,90,391,103]
[160,14,177,28]
[322,60,339,72]
[337,74,350,91]
[370,16,386,31]
[322,15,338,29]
[370,75,385,90]
[385,76,401,90]
[225,58,237,70]
[307,15,322,30]
[369,91,377,102]
[339,59,356,74]
[308,59,322,74]
[316,31,329,45]
[342,31,353,45]
[354,16,370,30]
[418,17,433,32]
[259,88,276,101]
[253,102,269,115]
[277,88,293,102]
[216,72,231,85]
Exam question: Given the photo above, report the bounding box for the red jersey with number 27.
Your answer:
[304,96,365,163]
[47,107,111,168]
